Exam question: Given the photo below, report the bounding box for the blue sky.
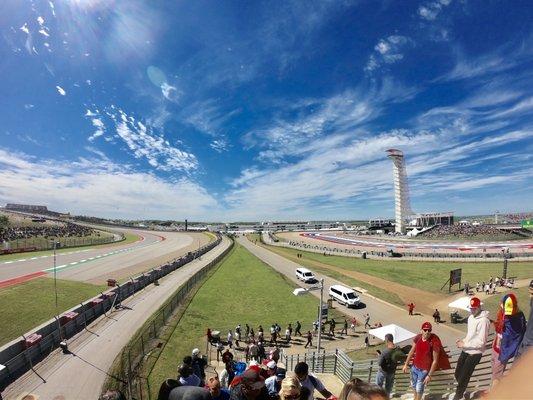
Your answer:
[0,0,532,221]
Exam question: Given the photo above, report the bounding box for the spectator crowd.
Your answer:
[420,224,511,239]
[0,222,96,243]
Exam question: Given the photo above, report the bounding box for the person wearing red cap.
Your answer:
[402,322,442,400]
[453,297,490,400]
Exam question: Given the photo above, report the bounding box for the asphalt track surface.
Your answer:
[286,231,533,253]
[3,236,232,400]
[238,235,462,347]
[0,229,211,286]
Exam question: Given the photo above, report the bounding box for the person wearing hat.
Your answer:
[230,368,269,400]
[515,279,533,359]
[402,322,443,400]
[453,297,490,400]
[265,367,286,399]
[191,348,207,385]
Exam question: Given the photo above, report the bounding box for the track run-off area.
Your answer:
[0,228,212,288]
[293,232,533,253]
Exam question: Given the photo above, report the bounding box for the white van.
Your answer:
[295,267,317,283]
[329,285,360,307]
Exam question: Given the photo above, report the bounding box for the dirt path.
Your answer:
[264,244,445,316]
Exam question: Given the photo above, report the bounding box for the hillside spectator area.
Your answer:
[0,211,112,248]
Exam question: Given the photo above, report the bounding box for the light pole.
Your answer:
[293,278,324,354]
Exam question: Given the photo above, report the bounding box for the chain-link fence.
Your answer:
[107,238,234,400]
[2,233,122,253]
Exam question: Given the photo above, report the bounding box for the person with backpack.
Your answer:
[294,362,333,400]
[375,333,403,396]
[402,322,449,400]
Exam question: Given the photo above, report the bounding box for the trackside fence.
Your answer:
[0,234,224,391]
[110,238,234,400]
[282,342,506,398]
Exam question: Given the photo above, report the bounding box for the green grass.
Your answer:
[0,277,106,345]
[0,232,140,262]
[265,245,533,294]
[148,243,327,394]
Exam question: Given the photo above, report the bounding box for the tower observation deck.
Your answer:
[386,149,413,234]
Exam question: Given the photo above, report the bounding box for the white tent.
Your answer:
[448,296,483,311]
[368,324,416,344]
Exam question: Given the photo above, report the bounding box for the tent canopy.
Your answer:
[448,296,483,311]
[368,324,416,344]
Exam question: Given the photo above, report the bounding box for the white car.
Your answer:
[295,267,317,283]
[329,284,360,307]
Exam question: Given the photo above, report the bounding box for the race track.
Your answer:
[0,228,211,286]
[278,231,533,254]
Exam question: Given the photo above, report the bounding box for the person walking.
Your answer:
[351,317,357,332]
[294,362,333,400]
[402,322,445,400]
[227,330,234,349]
[295,321,302,336]
[364,334,369,348]
[433,309,441,323]
[340,319,348,336]
[376,333,402,397]
[304,331,313,348]
[329,319,336,337]
[515,280,533,359]
[452,297,490,400]
[364,313,371,329]
[408,302,415,316]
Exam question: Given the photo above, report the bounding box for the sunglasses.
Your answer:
[422,329,432,332]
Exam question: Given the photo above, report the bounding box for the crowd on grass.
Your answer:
[0,222,96,243]
[99,281,533,400]
[419,224,511,239]
[499,213,533,224]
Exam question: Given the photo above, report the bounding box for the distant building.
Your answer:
[6,203,48,213]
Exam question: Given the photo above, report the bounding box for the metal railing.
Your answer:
[282,343,505,397]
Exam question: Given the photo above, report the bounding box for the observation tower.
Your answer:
[386,149,413,234]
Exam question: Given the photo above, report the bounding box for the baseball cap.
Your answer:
[421,322,432,331]
[192,348,200,356]
[469,297,481,309]
[276,368,286,380]
[267,360,277,369]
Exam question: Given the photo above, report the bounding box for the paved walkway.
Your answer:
[237,236,464,347]
[3,236,232,400]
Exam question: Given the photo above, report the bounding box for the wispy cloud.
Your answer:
[56,85,66,96]
[418,0,452,21]
[84,107,198,172]
[0,149,218,220]
[210,139,230,153]
[365,36,412,72]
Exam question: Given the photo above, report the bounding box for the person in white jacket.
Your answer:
[453,297,490,400]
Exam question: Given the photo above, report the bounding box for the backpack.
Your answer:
[379,349,397,373]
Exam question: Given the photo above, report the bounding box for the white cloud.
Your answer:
[160,82,181,102]
[0,149,218,220]
[91,106,198,172]
[365,36,411,72]
[56,85,66,96]
[210,139,230,153]
[418,0,452,21]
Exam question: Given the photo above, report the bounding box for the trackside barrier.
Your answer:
[282,342,507,398]
[0,234,224,390]
[110,238,234,400]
